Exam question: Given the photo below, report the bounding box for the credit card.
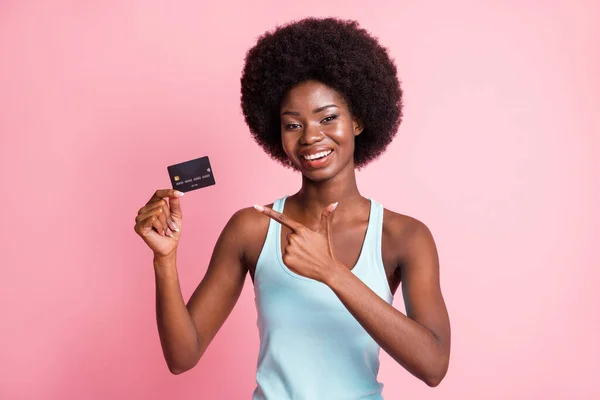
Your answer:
[167,156,216,193]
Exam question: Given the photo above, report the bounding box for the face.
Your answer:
[279,80,363,181]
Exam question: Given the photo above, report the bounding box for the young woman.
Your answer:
[134,17,450,399]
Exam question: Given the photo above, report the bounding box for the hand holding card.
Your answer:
[134,157,215,262]
[133,188,185,261]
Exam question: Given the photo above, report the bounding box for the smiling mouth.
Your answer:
[301,149,333,161]
[299,149,334,168]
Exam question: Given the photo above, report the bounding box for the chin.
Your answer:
[300,165,339,182]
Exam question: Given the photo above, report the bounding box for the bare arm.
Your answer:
[154,209,249,374]
[325,219,451,386]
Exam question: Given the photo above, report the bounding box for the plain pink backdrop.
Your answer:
[1,1,598,399]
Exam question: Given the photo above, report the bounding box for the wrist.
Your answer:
[154,249,177,264]
[153,252,178,276]
[323,261,349,288]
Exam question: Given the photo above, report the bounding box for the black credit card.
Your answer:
[167,156,216,193]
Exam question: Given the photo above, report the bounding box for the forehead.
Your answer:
[280,80,347,111]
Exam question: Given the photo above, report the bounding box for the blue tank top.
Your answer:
[252,195,394,399]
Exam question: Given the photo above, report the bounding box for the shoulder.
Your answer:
[381,206,437,265]
[222,201,277,267]
[225,202,275,238]
[381,206,433,241]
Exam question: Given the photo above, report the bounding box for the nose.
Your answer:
[300,123,324,145]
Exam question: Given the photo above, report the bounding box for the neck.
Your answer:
[292,162,366,221]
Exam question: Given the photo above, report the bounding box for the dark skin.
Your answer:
[134,80,450,387]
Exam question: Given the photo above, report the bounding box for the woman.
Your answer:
[134,17,450,399]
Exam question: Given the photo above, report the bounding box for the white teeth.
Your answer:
[303,150,332,161]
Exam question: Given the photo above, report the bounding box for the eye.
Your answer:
[285,123,301,130]
[321,115,339,123]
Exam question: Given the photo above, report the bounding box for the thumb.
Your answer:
[169,196,183,219]
[319,202,338,233]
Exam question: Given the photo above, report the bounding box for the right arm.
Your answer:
[154,210,248,374]
[134,189,249,374]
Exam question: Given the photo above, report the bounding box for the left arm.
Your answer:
[324,220,450,387]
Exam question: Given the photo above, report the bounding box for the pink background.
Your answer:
[1,1,599,399]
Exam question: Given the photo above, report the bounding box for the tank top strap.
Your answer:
[273,195,288,213]
[371,198,384,249]
[361,198,393,303]
[353,198,380,262]
[267,195,288,247]
[254,196,288,282]
[364,198,379,249]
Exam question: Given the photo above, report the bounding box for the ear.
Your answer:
[352,117,364,136]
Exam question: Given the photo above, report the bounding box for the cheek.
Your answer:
[280,132,296,157]
[328,122,354,146]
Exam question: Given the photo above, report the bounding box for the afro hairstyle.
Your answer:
[240,17,403,170]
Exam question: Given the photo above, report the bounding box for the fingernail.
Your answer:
[166,227,174,237]
[253,204,264,212]
[331,202,339,211]
[169,219,179,232]
[174,191,184,197]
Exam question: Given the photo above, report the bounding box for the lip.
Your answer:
[298,147,334,157]
[298,148,334,170]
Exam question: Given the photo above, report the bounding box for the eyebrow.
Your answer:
[281,104,338,116]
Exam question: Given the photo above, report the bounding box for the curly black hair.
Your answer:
[240,17,403,170]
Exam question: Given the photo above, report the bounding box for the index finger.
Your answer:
[254,205,304,232]
[147,189,185,205]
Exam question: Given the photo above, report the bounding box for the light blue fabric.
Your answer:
[252,195,394,400]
